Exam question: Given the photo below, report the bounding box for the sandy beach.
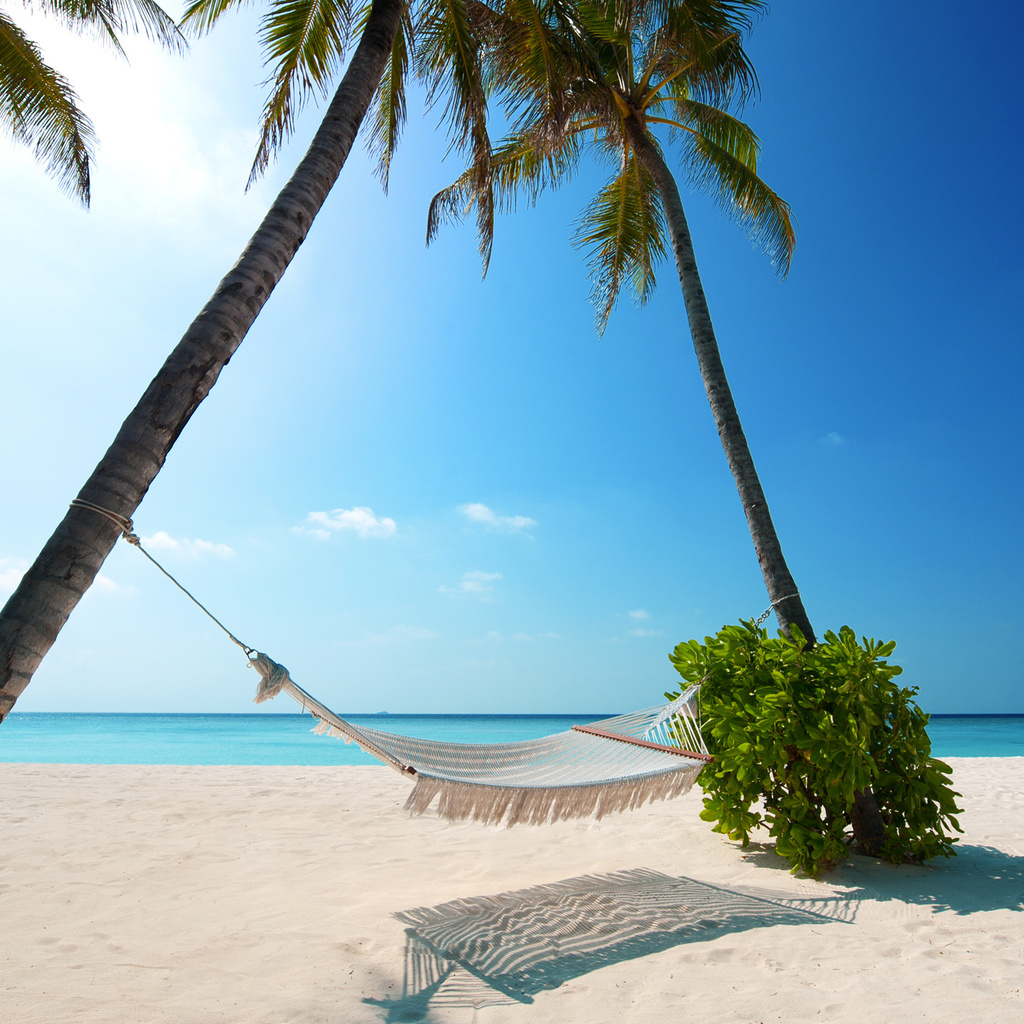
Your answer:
[2,757,1021,1023]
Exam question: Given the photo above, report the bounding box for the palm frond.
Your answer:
[574,150,667,330]
[365,5,413,190]
[416,0,495,265]
[495,0,569,122]
[651,0,762,107]
[422,0,787,304]
[40,0,187,56]
[659,96,758,168]
[426,168,474,245]
[180,0,253,37]
[248,0,356,183]
[684,127,794,274]
[415,0,487,153]
[0,11,95,204]
[489,123,582,209]
[426,123,582,276]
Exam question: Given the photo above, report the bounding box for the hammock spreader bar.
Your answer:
[249,651,711,826]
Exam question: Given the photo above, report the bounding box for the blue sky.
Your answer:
[1,1,1021,715]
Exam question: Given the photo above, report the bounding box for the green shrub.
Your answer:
[667,621,962,877]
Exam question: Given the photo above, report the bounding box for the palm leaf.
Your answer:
[365,4,413,190]
[683,127,794,274]
[180,0,251,36]
[490,124,581,208]
[42,0,186,57]
[426,167,474,245]
[651,0,762,107]
[248,0,356,183]
[655,96,759,169]
[574,150,667,330]
[426,124,581,274]
[416,0,494,266]
[0,11,95,204]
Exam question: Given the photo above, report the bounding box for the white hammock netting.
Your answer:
[250,653,710,827]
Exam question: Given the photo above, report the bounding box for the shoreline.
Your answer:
[3,758,1021,1023]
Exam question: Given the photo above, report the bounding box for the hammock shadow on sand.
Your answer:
[364,867,851,1017]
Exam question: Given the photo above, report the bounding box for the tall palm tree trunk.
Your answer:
[625,117,887,856]
[0,0,406,722]
[623,116,815,645]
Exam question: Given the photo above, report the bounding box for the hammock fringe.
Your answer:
[248,651,709,826]
[405,764,704,827]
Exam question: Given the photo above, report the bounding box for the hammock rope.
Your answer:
[72,499,713,826]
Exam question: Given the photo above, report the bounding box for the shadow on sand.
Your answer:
[364,867,850,1019]
[737,841,1024,916]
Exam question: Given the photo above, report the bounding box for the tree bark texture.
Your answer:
[849,787,888,857]
[0,0,407,721]
[622,115,815,645]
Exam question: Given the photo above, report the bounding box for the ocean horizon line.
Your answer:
[2,711,1021,762]
[6,710,1023,718]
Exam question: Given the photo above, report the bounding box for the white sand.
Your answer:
[1,757,1021,1023]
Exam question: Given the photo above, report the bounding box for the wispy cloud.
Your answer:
[459,503,537,533]
[472,630,560,644]
[439,571,503,597]
[606,615,664,641]
[341,625,442,646]
[0,557,28,594]
[92,573,122,593]
[299,507,397,540]
[140,532,235,557]
[819,431,845,448]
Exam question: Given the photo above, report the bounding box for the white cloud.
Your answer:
[819,431,845,448]
[627,609,649,620]
[302,528,332,541]
[358,625,442,646]
[0,557,28,594]
[474,629,560,644]
[459,503,537,533]
[627,627,664,638]
[303,507,397,539]
[140,532,235,557]
[92,573,120,593]
[439,570,503,597]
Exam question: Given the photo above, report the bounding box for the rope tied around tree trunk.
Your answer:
[69,499,256,658]
[754,592,801,629]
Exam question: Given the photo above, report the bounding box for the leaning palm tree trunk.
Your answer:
[626,117,887,854]
[623,117,815,646]
[0,0,406,722]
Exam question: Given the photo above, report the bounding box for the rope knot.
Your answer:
[250,653,294,704]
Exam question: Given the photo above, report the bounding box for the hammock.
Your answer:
[66,502,712,828]
[249,653,711,826]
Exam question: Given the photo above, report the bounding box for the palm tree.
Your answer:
[429,0,892,852]
[1,0,185,204]
[428,0,815,643]
[0,0,492,719]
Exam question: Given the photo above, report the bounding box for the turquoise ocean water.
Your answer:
[0,712,1021,765]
